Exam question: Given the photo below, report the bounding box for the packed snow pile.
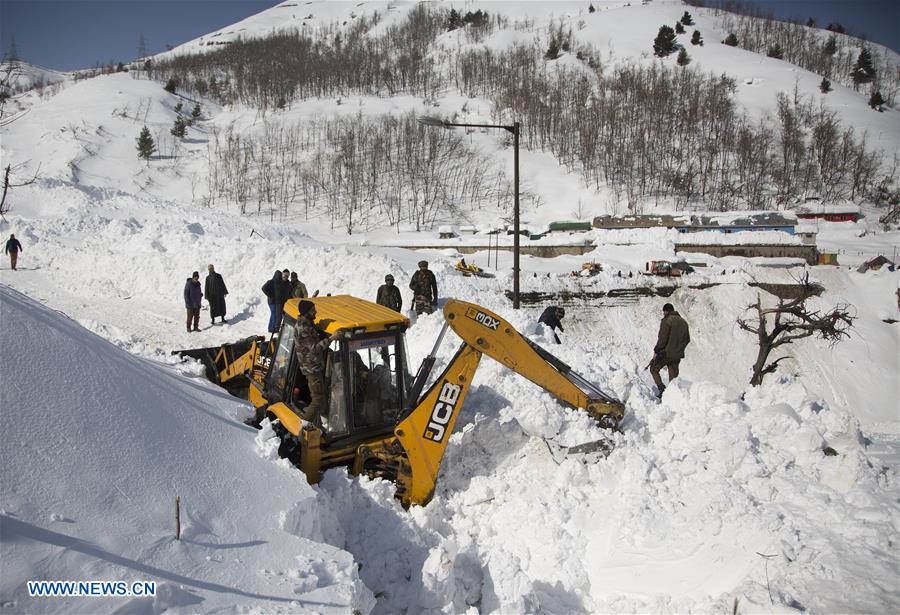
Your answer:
[1,0,899,612]
[676,230,801,245]
[0,285,374,614]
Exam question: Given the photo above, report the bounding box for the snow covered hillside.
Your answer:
[1,0,899,613]
[0,285,374,614]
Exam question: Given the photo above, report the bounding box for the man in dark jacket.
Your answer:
[376,274,402,312]
[183,271,203,332]
[5,234,23,271]
[204,264,228,324]
[409,260,438,315]
[650,303,690,398]
[272,269,293,330]
[261,270,282,333]
[538,305,565,344]
[293,300,342,425]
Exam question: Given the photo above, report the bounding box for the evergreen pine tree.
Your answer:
[806,17,815,27]
[447,8,462,31]
[675,21,685,35]
[680,11,694,26]
[171,116,187,138]
[819,77,832,93]
[589,3,596,13]
[691,30,703,46]
[851,48,876,87]
[164,77,177,94]
[677,48,691,66]
[136,126,156,161]
[823,36,838,55]
[767,43,784,59]
[723,33,739,47]
[545,37,561,60]
[174,101,183,113]
[653,25,677,57]
[192,103,202,119]
[868,89,885,110]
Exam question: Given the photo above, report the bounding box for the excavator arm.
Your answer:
[394,299,623,505]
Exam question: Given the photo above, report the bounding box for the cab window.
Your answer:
[347,334,407,429]
[265,318,296,400]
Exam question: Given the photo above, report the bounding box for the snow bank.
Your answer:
[676,230,801,245]
[0,285,374,614]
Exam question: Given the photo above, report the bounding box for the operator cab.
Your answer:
[261,295,412,442]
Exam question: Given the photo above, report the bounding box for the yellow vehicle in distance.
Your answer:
[179,295,623,507]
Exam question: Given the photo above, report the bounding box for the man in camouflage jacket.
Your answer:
[409,260,438,315]
[293,300,342,423]
[376,274,402,312]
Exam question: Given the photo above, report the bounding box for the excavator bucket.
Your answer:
[173,335,271,395]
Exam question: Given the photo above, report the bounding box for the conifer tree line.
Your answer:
[144,4,893,215]
[714,11,898,104]
[203,112,523,232]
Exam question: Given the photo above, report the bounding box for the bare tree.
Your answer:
[737,274,855,386]
[0,58,23,122]
[0,162,41,220]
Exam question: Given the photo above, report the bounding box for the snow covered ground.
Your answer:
[1,1,899,613]
[1,171,897,613]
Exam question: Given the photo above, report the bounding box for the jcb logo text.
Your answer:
[424,382,462,442]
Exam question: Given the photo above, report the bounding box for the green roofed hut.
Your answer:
[548,221,593,233]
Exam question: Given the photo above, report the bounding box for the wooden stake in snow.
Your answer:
[175,496,181,540]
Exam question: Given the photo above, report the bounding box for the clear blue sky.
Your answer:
[741,0,898,51]
[0,0,280,71]
[0,1,897,72]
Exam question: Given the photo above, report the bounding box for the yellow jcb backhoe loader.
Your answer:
[176,296,623,507]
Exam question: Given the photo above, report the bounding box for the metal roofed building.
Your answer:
[593,212,797,233]
[795,200,861,222]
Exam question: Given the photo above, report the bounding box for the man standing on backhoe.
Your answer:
[649,303,690,398]
[409,260,438,315]
[294,300,342,424]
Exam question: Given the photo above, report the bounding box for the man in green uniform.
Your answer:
[650,303,690,398]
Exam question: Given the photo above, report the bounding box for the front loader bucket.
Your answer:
[173,335,269,390]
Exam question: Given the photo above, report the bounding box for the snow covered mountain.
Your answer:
[1,1,898,614]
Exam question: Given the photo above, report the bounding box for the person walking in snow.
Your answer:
[184,271,203,332]
[649,302,690,398]
[409,260,438,315]
[290,271,309,299]
[293,300,342,425]
[538,305,565,344]
[261,270,282,333]
[376,274,402,312]
[5,234,23,271]
[204,264,228,324]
